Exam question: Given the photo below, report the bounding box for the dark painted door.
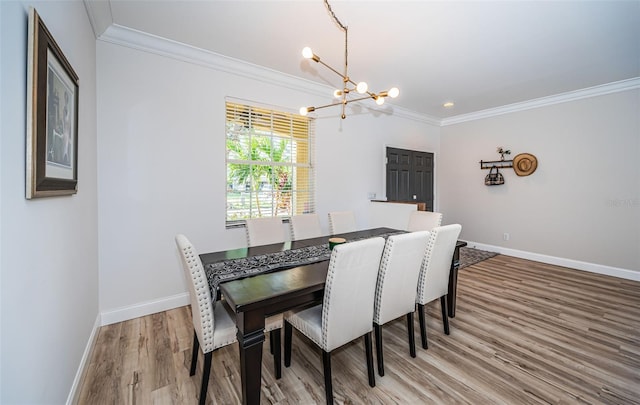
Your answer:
[386,147,434,211]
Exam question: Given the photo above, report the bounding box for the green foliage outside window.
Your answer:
[226,102,313,223]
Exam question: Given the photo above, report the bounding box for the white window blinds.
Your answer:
[225,101,315,224]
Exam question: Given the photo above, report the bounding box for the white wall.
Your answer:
[440,90,640,273]
[0,1,99,403]
[96,37,439,322]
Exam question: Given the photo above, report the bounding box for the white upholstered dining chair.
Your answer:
[328,210,357,234]
[290,213,323,240]
[283,237,385,405]
[373,231,430,376]
[245,217,285,247]
[175,234,283,405]
[415,224,462,349]
[407,210,443,232]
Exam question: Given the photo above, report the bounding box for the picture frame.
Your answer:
[26,7,79,199]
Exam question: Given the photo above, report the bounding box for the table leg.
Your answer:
[447,246,461,318]
[236,312,265,405]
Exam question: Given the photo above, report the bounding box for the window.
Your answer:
[226,101,315,224]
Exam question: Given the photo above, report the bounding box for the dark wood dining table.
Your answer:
[200,227,466,405]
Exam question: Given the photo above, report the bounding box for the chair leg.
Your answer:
[190,330,199,376]
[441,296,450,335]
[271,328,282,379]
[374,323,384,376]
[284,321,293,367]
[270,332,275,354]
[322,350,334,405]
[418,304,428,349]
[406,312,416,358]
[199,351,212,405]
[364,332,376,388]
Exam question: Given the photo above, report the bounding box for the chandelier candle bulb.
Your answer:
[302,47,319,62]
[302,47,313,58]
[299,106,315,116]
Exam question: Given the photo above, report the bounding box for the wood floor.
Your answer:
[77,255,640,404]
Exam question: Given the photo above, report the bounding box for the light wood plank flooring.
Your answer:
[77,255,640,404]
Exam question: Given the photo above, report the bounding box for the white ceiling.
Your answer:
[86,0,640,120]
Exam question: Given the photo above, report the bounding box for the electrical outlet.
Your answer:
[503,233,510,241]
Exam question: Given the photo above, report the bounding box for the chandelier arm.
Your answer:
[346,78,360,88]
[311,93,375,112]
[304,93,382,118]
[312,100,347,111]
[343,94,379,104]
[316,59,347,81]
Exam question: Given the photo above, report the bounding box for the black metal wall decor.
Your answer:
[480,147,538,185]
[480,159,513,170]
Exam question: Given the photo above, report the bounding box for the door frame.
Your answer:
[381,144,437,211]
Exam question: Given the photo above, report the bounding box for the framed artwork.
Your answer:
[26,7,79,199]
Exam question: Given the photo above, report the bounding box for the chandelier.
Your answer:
[299,0,399,119]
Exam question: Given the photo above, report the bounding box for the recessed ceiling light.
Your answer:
[443,102,455,108]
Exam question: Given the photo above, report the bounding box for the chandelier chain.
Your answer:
[323,0,349,85]
[324,0,346,32]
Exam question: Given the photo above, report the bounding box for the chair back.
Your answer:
[407,211,443,232]
[245,217,285,247]
[290,213,323,240]
[416,224,462,305]
[322,237,385,351]
[328,211,357,234]
[175,234,216,353]
[374,231,430,325]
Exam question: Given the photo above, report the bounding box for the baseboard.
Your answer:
[66,314,101,405]
[65,293,189,403]
[100,292,190,326]
[463,241,640,282]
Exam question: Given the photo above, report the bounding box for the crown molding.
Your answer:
[99,24,328,95]
[83,0,113,39]
[98,24,637,128]
[394,109,441,126]
[97,24,440,126]
[441,77,640,126]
